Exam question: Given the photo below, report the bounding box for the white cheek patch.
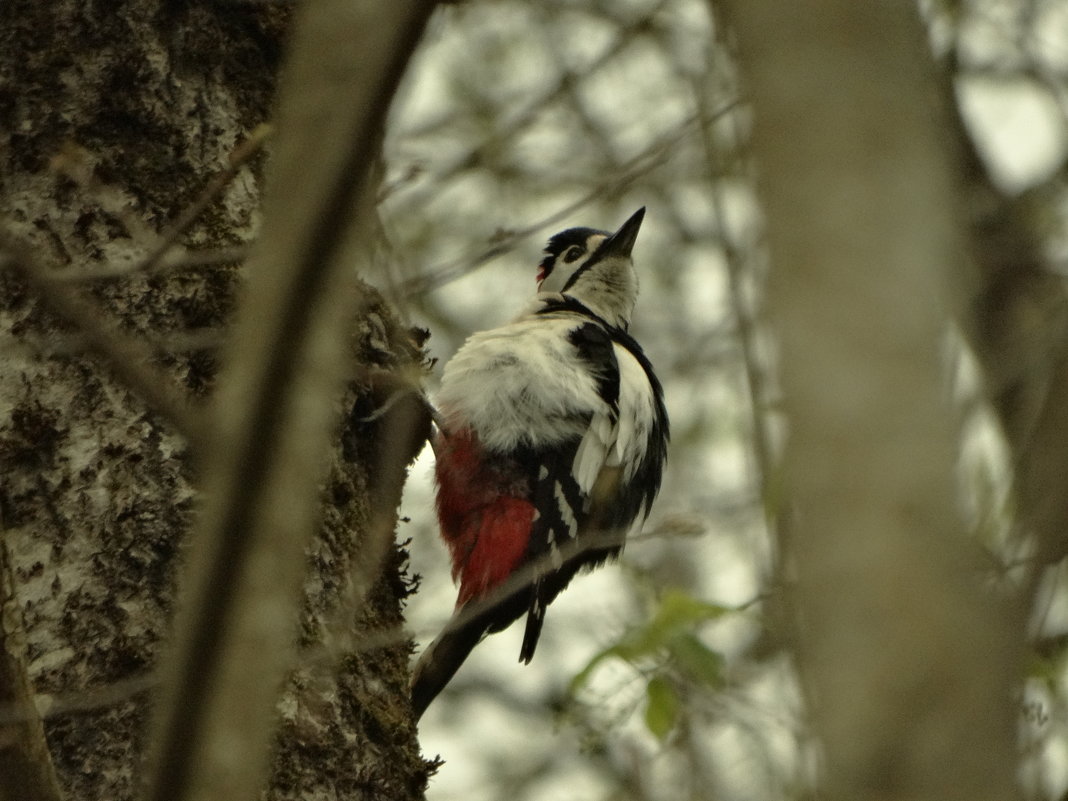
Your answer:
[585,233,607,253]
[538,234,608,295]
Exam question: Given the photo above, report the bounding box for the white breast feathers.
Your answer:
[436,316,607,453]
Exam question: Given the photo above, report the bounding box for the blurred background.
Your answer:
[360,0,1068,799]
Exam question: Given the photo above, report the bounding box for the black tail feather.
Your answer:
[412,523,628,715]
[519,597,545,664]
[410,611,487,720]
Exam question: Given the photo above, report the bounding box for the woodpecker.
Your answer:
[411,207,668,719]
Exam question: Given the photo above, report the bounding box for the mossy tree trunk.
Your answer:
[0,3,431,800]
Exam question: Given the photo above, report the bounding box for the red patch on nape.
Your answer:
[434,428,535,605]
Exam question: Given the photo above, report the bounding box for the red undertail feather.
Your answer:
[434,428,534,605]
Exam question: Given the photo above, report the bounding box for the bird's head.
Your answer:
[536,207,645,329]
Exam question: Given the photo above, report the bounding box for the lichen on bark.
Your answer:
[0,2,432,799]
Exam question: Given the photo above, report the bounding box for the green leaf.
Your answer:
[644,676,680,740]
[669,633,724,688]
[569,590,732,694]
[652,589,730,632]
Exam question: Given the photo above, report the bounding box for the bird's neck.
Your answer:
[562,266,637,329]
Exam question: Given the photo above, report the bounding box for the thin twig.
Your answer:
[46,245,250,283]
[388,0,667,181]
[398,103,739,298]
[689,15,784,574]
[136,125,271,273]
[46,128,269,283]
[0,514,719,729]
[0,233,203,443]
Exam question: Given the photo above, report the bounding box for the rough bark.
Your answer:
[722,2,1022,800]
[0,539,62,801]
[0,2,431,800]
[147,3,436,801]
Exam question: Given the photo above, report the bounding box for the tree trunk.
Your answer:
[722,2,1022,800]
[0,3,430,799]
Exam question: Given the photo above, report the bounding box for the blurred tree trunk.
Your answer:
[938,42,1068,578]
[722,2,1022,800]
[0,3,430,800]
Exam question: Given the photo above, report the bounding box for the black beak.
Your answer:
[599,207,645,259]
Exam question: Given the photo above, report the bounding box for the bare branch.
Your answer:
[398,103,739,297]
[130,124,270,276]
[0,511,709,731]
[0,235,203,441]
[145,4,437,801]
[42,127,268,284]
[43,245,249,282]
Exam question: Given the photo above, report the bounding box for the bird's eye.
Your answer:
[562,245,584,263]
